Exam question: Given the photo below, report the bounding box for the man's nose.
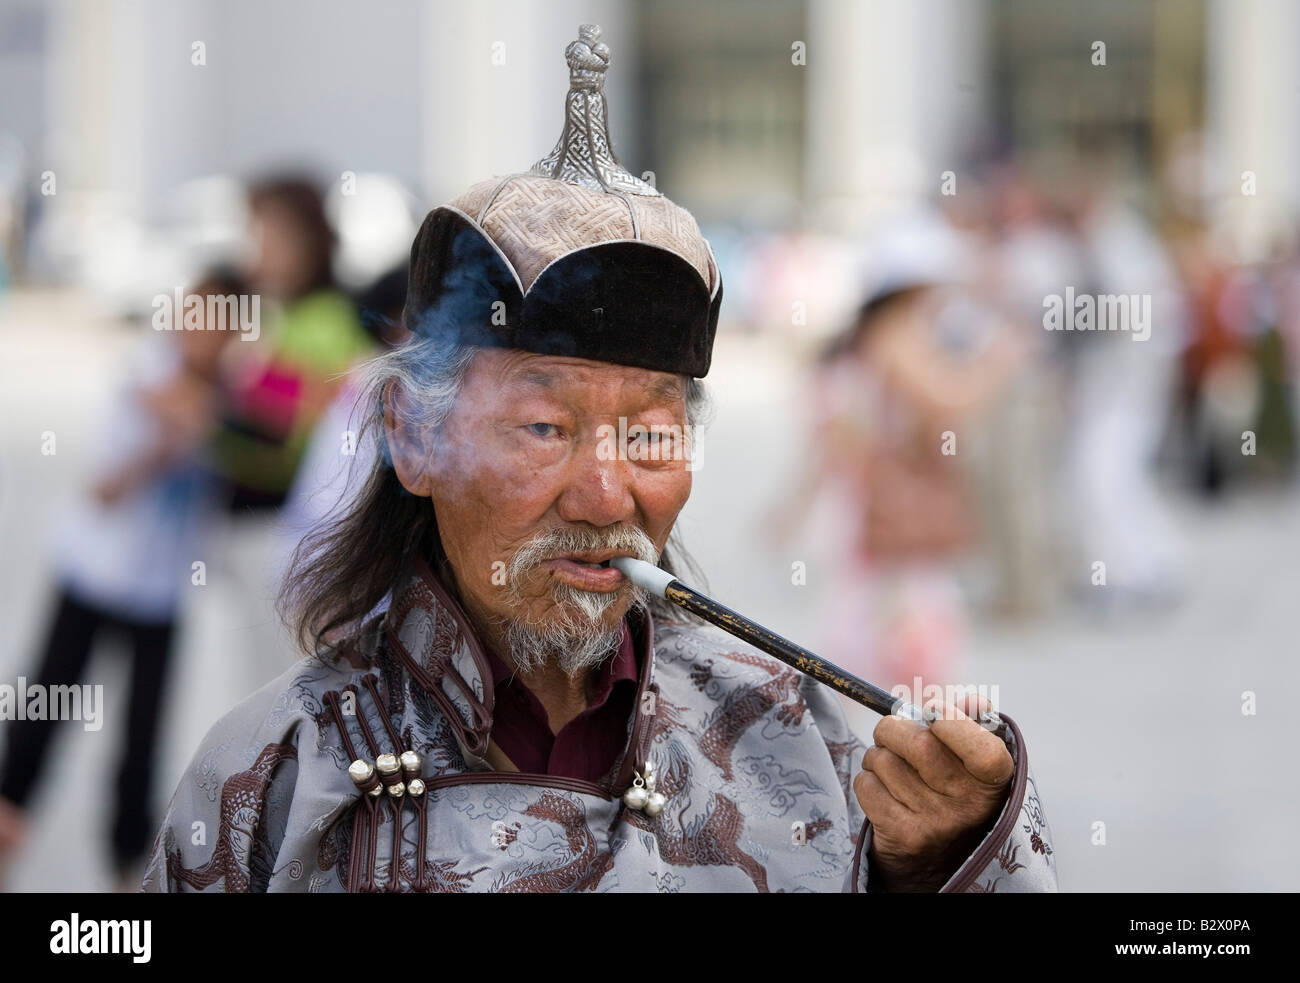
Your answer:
[555,454,637,529]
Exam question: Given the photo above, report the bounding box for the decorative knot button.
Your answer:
[348,759,382,798]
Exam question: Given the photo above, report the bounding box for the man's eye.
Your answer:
[526,422,558,437]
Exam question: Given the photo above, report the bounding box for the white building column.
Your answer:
[804,0,989,233]
[1205,0,1300,262]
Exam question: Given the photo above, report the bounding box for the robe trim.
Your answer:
[421,769,618,800]
[938,712,1028,893]
[384,556,496,761]
[604,609,659,795]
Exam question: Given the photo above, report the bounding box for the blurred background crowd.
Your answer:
[0,0,1296,892]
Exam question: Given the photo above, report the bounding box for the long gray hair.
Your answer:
[279,337,711,655]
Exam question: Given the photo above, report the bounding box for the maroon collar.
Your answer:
[479,623,640,781]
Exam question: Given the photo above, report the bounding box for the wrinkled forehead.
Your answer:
[471,349,687,405]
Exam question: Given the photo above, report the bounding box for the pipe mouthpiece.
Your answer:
[609,556,677,597]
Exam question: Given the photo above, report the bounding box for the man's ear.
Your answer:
[384,379,437,497]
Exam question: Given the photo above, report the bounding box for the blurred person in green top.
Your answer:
[212,175,375,509]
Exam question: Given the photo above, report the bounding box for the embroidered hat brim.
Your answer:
[404,206,721,377]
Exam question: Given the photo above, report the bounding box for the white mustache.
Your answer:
[507,525,659,582]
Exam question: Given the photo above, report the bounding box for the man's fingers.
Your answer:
[853,768,911,830]
[924,700,1014,787]
[872,714,972,796]
[958,692,991,721]
[861,745,932,813]
[955,692,1003,733]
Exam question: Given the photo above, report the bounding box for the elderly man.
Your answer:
[143,25,1055,893]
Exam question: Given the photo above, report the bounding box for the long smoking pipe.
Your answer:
[611,556,944,725]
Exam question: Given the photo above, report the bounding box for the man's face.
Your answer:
[399,349,693,660]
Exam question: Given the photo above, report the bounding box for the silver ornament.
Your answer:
[623,785,649,810]
[644,791,667,817]
[399,750,423,780]
[347,759,374,788]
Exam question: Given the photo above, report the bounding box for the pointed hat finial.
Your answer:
[529,24,660,196]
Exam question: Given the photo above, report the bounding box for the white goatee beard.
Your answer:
[502,525,658,677]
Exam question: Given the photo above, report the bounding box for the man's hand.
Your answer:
[853,694,1013,892]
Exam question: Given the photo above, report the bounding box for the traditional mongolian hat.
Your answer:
[403,23,723,377]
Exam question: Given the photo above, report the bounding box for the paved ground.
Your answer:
[2,288,1295,891]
